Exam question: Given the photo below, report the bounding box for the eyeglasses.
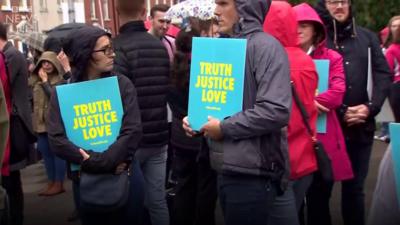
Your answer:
[93,45,114,56]
[326,0,349,7]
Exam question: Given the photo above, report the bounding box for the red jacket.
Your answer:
[294,3,354,181]
[264,1,318,179]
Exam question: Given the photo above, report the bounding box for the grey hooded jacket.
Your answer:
[209,0,291,180]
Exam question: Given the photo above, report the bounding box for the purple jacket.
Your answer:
[294,3,353,181]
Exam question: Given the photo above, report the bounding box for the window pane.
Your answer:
[91,0,96,18]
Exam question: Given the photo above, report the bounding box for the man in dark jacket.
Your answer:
[113,1,170,224]
[0,22,34,225]
[315,1,392,225]
[0,78,9,225]
[184,0,291,224]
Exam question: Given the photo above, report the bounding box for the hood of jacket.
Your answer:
[293,3,327,52]
[33,51,64,76]
[315,0,357,46]
[233,0,271,37]
[263,1,298,48]
[63,25,110,82]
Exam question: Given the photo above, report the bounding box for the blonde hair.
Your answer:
[384,15,400,47]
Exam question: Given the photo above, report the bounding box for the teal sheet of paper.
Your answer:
[188,37,247,131]
[56,76,123,170]
[389,123,400,206]
[314,60,330,133]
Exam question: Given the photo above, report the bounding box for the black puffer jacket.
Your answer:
[315,0,392,143]
[114,21,170,148]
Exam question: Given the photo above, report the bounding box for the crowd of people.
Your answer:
[0,0,398,225]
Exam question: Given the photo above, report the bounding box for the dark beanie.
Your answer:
[63,25,110,81]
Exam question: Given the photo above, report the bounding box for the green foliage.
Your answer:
[288,0,400,32]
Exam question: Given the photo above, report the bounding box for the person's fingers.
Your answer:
[185,131,193,137]
[315,101,330,113]
[79,148,90,160]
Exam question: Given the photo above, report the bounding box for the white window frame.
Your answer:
[40,0,48,12]
[57,0,62,13]
[19,0,30,12]
[102,0,110,21]
[91,0,97,20]
[1,0,12,11]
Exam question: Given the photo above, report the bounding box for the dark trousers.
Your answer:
[2,171,24,225]
[170,148,217,225]
[218,174,277,225]
[306,172,334,225]
[342,140,373,225]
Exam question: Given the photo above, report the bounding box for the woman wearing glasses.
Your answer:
[47,26,144,225]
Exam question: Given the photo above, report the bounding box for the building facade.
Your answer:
[32,0,86,33]
[83,0,117,35]
[84,0,178,36]
[0,0,33,50]
[32,0,63,32]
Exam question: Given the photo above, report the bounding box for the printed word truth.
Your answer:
[200,62,233,76]
[73,100,112,117]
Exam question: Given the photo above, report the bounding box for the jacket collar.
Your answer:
[3,41,13,52]
[119,21,147,34]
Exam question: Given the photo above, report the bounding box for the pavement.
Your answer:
[21,141,389,225]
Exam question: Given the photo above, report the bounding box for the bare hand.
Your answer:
[57,51,71,72]
[344,104,369,126]
[200,116,223,141]
[315,101,330,113]
[38,68,48,82]
[28,63,35,73]
[79,148,90,161]
[182,116,198,137]
[114,163,127,174]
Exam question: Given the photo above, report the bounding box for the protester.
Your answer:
[168,18,218,225]
[315,1,392,225]
[293,3,354,225]
[148,4,176,62]
[183,0,291,224]
[29,51,66,196]
[47,25,144,225]
[0,52,10,225]
[384,15,400,122]
[0,22,35,225]
[263,2,318,224]
[114,1,171,224]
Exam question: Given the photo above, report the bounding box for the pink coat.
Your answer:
[294,3,354,181]
[385,43,400,83]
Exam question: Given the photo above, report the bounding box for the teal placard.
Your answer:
[188,37,247,131]
[389,123,400,206]
[56,76,123,170]
[314,59,330,133]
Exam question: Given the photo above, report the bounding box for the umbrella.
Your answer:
[165,0,216,21]
[23,32,48,52]
[46,23,87,41]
